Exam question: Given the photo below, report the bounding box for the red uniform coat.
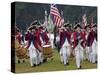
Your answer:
[25,32,31,41]
[86,30,95,47]
[60,31,66,48]
[66,31,72,45]
[34,30,42,49]
[27,32,41,51]
[81,31,86,48]
[40,32,49,45]
[16,32,22,44]
[73,31,83,49]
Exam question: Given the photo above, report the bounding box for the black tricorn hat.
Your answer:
[31,26,36,29]
[85,25,90,29]
[28,27,32,30]
[64,23,70,27]
[28,25,36,30]
[93,24,97,27]
[31,20,40,26]
[74,24,81,29]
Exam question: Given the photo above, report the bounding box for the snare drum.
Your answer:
[15,39,28,59]
[43,45,53,58]
[16,47,27,59]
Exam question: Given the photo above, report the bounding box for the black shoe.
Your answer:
[80,65,82,69]
[43,59,47,63]
[67,62,69,65]
[77,66,82,69]
[39,62,43,65]
[95,61,97,64]
[18,60,20,63]
[33,64,36,67]
[23,60,25,63]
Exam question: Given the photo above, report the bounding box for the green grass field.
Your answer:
[15,50,97,73]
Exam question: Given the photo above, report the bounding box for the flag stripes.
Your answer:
[50,4,64,27]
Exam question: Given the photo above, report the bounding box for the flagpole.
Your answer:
[45,10,51,44]
[44,10,47,28]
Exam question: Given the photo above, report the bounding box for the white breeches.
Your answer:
[60,46,71,65]
[29,49,39,66]
[90,40,97,63]
[28,43,39,66]
[60,39,71,65]
[75,45,84,68]
[86,46,92,61]
[86,40,97,63]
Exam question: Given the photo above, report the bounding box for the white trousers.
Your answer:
[86,46,92,61]
[60,39,71,65]
[60,46,71,65]
[28,43,39,66]
[75,44,84,68]
[90,40,97,63]
[86,40,97,63]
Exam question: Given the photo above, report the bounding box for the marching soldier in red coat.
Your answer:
[89,24,97,63]
[59,24,71,66]
[30,21,44,64]
[85,24,97,63]
[73,24,84,69]
[59,27,67,65]
[34,26,44,64]
[64,24,72,61]
[27,26,40,67]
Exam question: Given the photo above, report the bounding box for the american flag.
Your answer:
[82,14,87,28]
[50,4,64,27]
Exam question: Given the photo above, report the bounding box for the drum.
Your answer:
[43,45,53,58]
[16,47,27,59]
[15,39,28,59]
